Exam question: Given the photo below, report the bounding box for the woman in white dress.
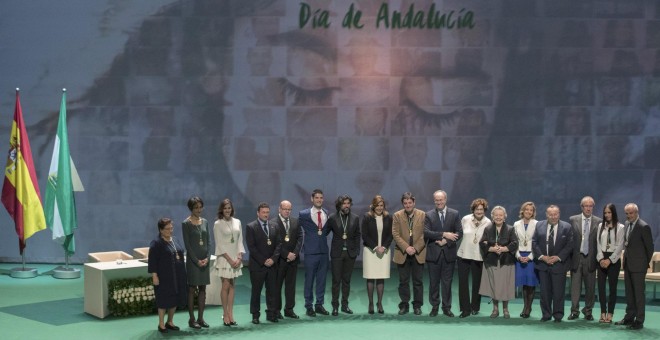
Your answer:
[595,203,624,324]
[457,198,490,318]
[213,198,244,327]
[361,195,393,314]
[513,201,538,318]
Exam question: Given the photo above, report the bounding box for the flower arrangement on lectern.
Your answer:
[108,277,156,316]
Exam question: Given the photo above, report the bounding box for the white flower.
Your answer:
[129,297,134,302]
[117,299,122,305]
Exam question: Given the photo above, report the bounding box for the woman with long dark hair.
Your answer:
[213,198,244,326]
[595,203,624,323]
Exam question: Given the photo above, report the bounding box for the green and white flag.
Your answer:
[45,90,83,255]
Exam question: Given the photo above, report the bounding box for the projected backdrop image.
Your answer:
[1,0,659,262]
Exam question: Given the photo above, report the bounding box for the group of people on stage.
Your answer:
[146,190,654,333]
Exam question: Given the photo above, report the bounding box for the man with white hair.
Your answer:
[614,203,653,330]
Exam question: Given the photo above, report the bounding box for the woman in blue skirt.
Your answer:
[513,202,539,318]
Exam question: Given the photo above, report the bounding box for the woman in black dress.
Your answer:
[182,196,211,329]
[148,218,187,333]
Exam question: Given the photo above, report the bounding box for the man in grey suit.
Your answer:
[532,205,574,322]
[614,203,653,330]
[424,190,462,317]
[568,196,601,321]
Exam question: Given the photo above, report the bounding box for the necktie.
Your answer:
[548,224,555,256]
[626,222,633,242]
[440,211,445,228]
[285,218,290,233]
[262,222,269,237]
[317,211,322,228]
[581,218,589,255]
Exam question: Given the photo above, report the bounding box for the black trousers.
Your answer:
[597,259,620,314]
[249,266,277,318]
[538,268,567,320]
[457,258,482,313]
[331,250,356,308]
[397,255,424,309]
[276,258,298,313]
[623,267,647,323]
[428,252,455,310]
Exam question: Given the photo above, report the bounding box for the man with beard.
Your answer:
[326,195,361,315]
[392,192,427,315]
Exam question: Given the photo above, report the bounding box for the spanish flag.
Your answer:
[1,90,47,254]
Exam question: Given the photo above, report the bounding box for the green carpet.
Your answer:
[1,263,659,339]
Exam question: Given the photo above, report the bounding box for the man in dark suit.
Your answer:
[326,194,361,315]
[615,203,653,330]
[299,189,330,317]
[246,202,281,324]
[568,196,602,321]
[532,205,574,322]
[271,200,302,319]
[424,190,462,317]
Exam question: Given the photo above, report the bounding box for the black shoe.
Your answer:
[368,303,374,314]
[224,321,231,327]
[429,308,439,317]
[332,308,339,316]
[188,320,201,329]
[459,311,470,318]
[615,319,632,326]
[540,317,551,322]
[197,320,209,328]
[554,318,562,323]
[377,303,384,314]
[157,326,168,333]
[628,321,644,330]
[165,323,180,331]
[443,310,455,317]
[230,321,238,326]
[252,318,260,325]
[306,308,317,317]
[567,312,579,320]
[398,306,409,315]
[584,314,594,321]
[413,307,422,315]
[315,305,330,315]
[267,316,279,323]
[285,311,300,319]
[471,310,479,315]
[276,312,284,320]
[341,306,353,314]
[521,313,530,319]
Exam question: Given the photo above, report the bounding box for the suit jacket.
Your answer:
[299,207,330,255]
[424,207,463,263]
[480,223,518,267]
[569,214,602,272]
[361,213,393,250]
[622,219,654,273]
[245,219,281,271]
[532,219,573,274]
[270,215,302,263]
[392,208,427,264]
[326,212,361,258]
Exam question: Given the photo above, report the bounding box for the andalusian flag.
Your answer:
[1,89,48,254]
[45,90,80,255]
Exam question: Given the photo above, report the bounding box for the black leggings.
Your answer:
[597,255,620,314]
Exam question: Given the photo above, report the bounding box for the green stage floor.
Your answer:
[1,263,659,339]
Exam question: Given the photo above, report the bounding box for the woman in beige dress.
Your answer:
[361,195,393,314]
[213,198,244,326]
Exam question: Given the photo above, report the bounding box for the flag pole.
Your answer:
[51,88,80,279]
[5,88,39,279]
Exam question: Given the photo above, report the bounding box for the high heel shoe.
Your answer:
[377,303,384,314]
[188,319,201,329]
[230,321,238,326]
[157,325,168,333]
[606,313,613,324]
[197,319,209,328]
[368,303,374,314]
[490,310,499,318]
[503,310,510,319]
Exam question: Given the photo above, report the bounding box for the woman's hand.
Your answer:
[152,274,160,286]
